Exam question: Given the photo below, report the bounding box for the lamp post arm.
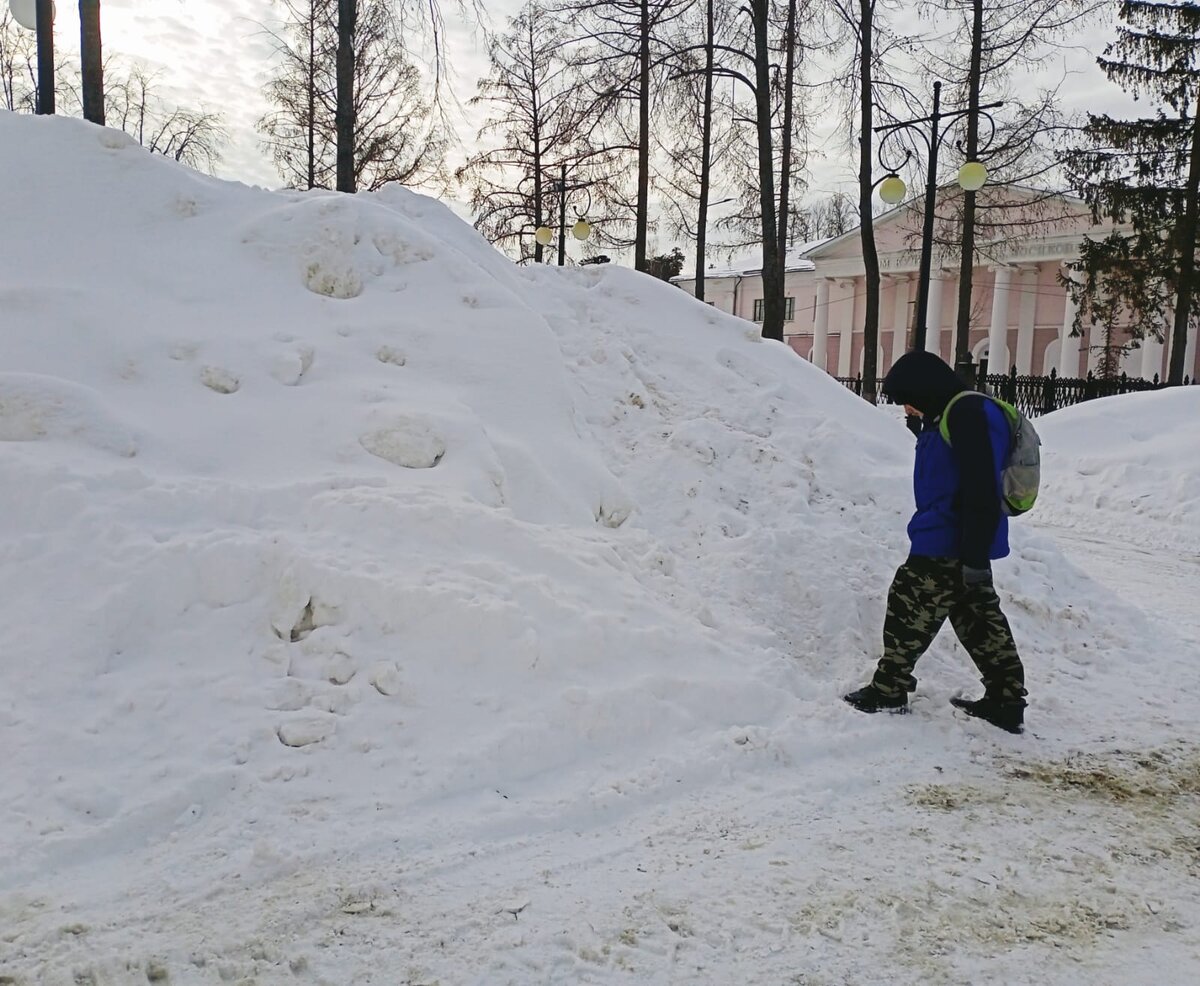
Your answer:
[875,136,915,180]
[873,100,1003,138]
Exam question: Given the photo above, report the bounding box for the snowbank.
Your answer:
[1036,387,1200,553]
[1,112,1196,985]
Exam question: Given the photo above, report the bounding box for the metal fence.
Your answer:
[835,367,1195,417]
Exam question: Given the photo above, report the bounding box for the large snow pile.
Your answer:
[1037,387,1200,553]
[2,113,1198,985]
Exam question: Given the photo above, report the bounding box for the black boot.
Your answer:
[844,685,908,714]
[950,695,1024,734]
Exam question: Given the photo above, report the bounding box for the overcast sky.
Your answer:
[26,1,1127,252]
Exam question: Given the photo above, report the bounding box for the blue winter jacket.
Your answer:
[882,352,1010,568]
[908,399,1011,563]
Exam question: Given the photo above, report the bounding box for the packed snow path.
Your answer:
[1036,523,1200,647]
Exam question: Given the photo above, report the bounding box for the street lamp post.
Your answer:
[695,195,735,302]
[534,163,594,267]
[9,0,54,114]
[874,81,1002,355]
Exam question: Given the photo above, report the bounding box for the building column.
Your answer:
[837,309,853,377]
[1059,269,1082,377]
[942,274,959,365]
[987,266,1012,373]
[1015,268,1038,376]
[891,276,910,366]
[924,273,944,358]
[812,278,830,372]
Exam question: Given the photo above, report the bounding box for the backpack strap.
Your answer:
[938,391,1018,447]
[937,391,974,446]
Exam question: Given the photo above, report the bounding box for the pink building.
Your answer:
[675,191,1200,382]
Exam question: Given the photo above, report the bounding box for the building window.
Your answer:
[753,297,796,321]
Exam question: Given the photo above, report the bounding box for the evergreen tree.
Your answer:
[1066,0,1200,385]
[646,246,685,280]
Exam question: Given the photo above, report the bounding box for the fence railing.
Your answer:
[836,367,1194,417]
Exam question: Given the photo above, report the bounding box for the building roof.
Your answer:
[804,183,1090,261]
[672,238,832,282]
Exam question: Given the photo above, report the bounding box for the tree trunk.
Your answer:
[694,0,715,302]
[954,0,984,379]
[751,0,782,341]
[777,0,797,263]
[336,0,357,193]
[531,16,544,265]
[79,1,104,125]
[558,161,567,267]
[1168,108,1200,385]
[635,0,651,272]
[307,0,316,189]
[858,0,880,401]
[35,0,54,115]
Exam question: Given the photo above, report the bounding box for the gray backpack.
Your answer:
[939,392,1041,516]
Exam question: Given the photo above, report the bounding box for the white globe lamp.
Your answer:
[958,160,988,192]
[9,0,50,32]
[878,174,907,206]
[571,218,592,241]
[534,226,554,247]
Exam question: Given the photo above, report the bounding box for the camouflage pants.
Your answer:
[870,556,1026,705]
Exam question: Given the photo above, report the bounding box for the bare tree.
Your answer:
[716,0,811,342]
[568,0,692,271]
[826,0,908,398]
[259,0,447,192]
[457,2,621,262]
[923,0,1103,373]
[803,192,856,238]
[657,0,742,298]
[258,0,332,189]
[104,63,227,171]
[0,10,38,112]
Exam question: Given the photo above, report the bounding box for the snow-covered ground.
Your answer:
[1,112,1197,985]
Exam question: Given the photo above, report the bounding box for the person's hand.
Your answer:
[962,565,993,587]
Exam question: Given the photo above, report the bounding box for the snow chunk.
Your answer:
[376,345,407,367]
[0,372,137,456]
[304,259,363,299]
[276,713,336,748]
[199,366,240,395]
[98,128,138,151]
[368,662,404,697]
[270,346,314,386]
[359,417,446,469]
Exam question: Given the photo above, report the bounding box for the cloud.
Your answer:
[91,1,293,186]
[89,1,513,189]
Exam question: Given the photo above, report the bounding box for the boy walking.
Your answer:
[844,352,1027,733]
